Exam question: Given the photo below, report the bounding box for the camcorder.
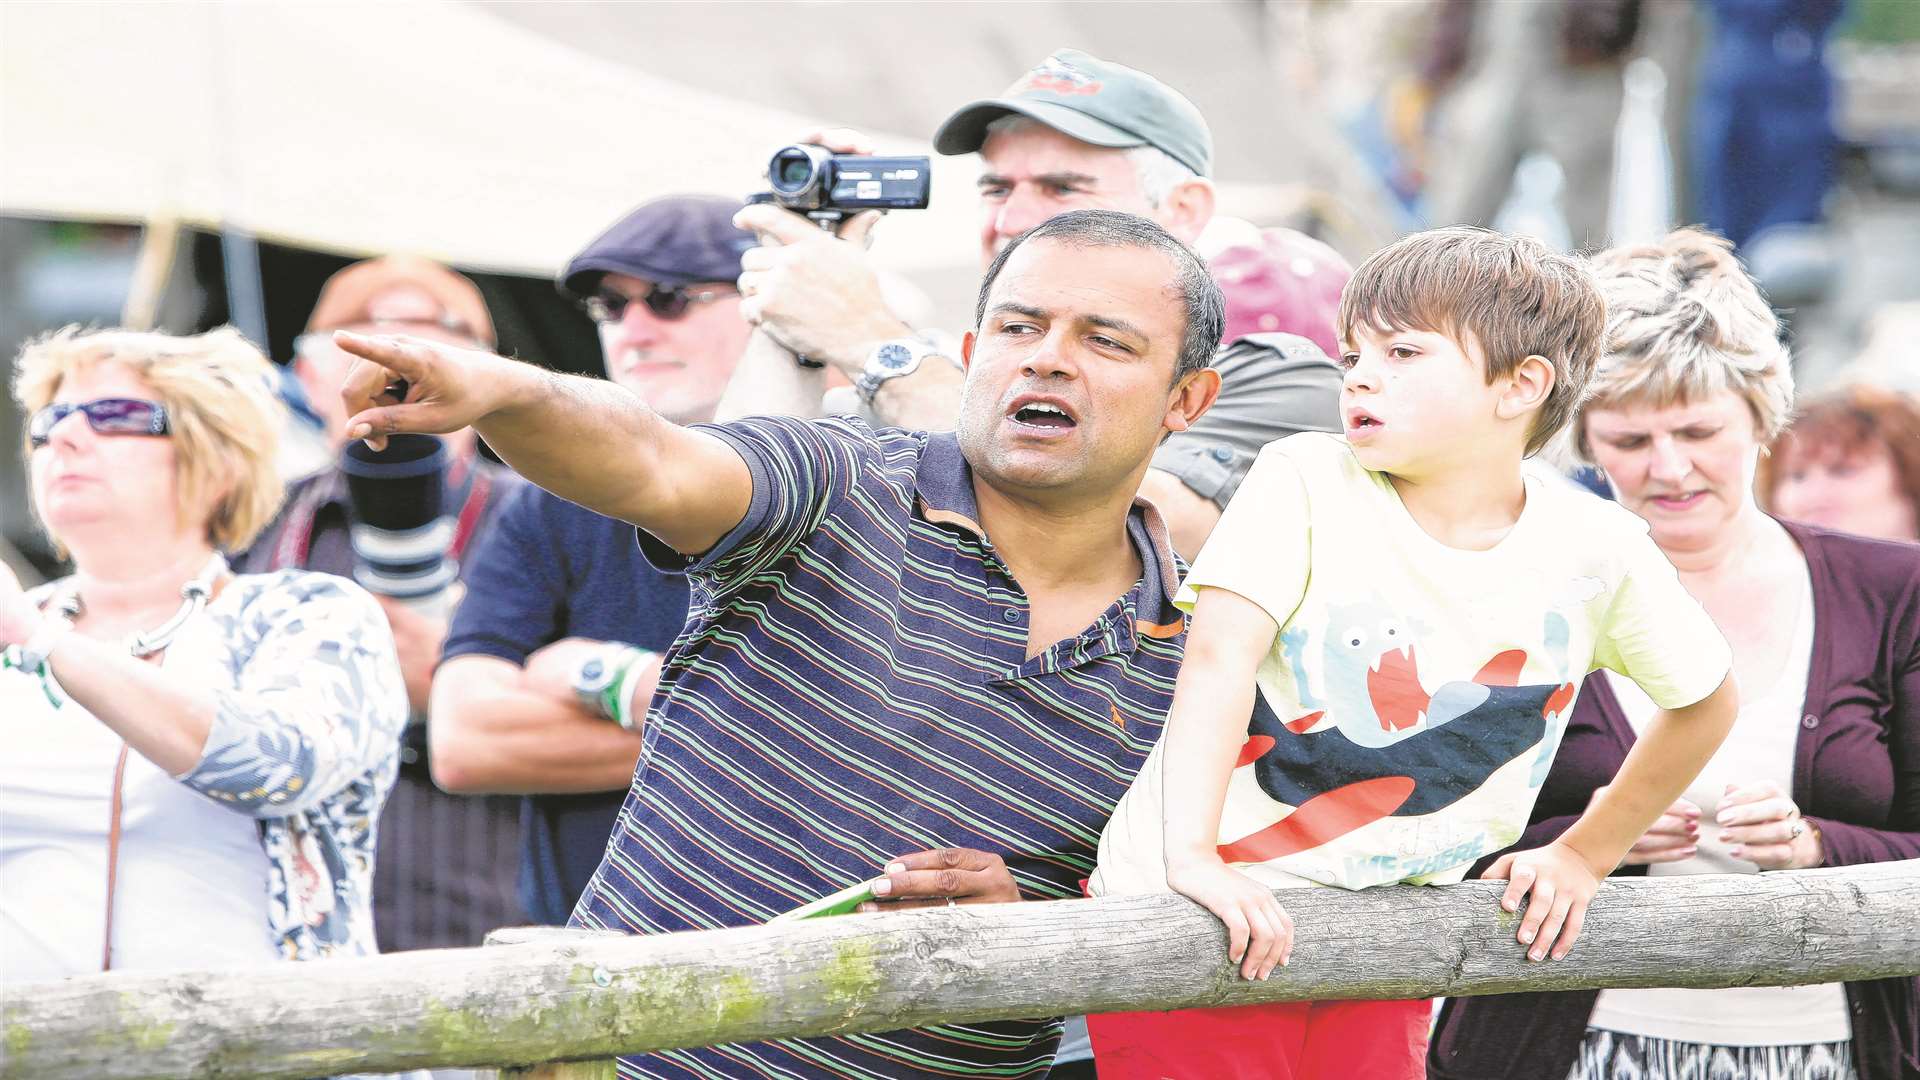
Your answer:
[750,144,931,231]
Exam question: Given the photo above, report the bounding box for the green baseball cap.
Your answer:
[934,48,1214,178]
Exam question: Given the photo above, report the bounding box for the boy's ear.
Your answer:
[1497,354,1556,422]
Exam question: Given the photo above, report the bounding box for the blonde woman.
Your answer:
[0,327,407,982]
[1431,230,1920,1080]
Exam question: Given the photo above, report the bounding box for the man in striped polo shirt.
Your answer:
[334,209,1223,1078]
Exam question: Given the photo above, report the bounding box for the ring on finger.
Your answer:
[1789,819,1805,840]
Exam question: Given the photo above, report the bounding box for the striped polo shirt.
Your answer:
[571,415,1187,1079]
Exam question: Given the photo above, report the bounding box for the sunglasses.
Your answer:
[28,398,171,447]
[582,284,733,324]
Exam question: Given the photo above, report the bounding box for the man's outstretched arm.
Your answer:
[337,331,749,555]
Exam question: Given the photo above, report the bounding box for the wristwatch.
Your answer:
[571,645,644,724]
[854,337,936,405]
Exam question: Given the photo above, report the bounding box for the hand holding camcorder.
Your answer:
[729,139,935,387]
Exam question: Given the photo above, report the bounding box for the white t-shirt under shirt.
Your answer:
[1588,563,1851,1046]
[1092,433,1733,896]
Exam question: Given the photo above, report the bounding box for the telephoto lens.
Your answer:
[340,434,460,621]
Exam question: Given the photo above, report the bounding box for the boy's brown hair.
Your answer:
[1335,226,1606,455]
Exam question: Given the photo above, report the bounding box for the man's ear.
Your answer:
[960,330,977,373]
[1161,179,1217,247]
[1164,367,1222,434]
[1497,354,1556,421]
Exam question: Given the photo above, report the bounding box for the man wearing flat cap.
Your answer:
[236,255,529,954]
[427,196,754,929]
[726,47,1339,560]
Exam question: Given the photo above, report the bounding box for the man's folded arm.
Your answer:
[429,654,644,795]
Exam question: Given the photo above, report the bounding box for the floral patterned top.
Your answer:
[3,569,407,965]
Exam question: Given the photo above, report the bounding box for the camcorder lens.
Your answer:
[779,158,812,186]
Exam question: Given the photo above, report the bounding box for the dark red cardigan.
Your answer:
[1428,521,1920,1080]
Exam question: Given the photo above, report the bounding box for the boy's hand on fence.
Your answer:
[1167,857,1293,981]
[859,847,1022,912]
[1482,841,1604,962]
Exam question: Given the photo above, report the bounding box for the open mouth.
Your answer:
[1008,400,1078,431]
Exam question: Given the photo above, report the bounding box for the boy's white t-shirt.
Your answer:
[1092,433,1732,895]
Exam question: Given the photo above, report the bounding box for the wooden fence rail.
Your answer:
[4,861,1917,1079]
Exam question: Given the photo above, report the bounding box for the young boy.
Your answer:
[1085,227,1739,1079]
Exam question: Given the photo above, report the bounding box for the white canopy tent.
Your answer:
[0,0,982,281]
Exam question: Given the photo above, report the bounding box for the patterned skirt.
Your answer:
[1570,1028,1857,1080]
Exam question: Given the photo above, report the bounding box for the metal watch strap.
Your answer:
[855,337,930,405]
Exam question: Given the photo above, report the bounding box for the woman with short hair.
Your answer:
[1762,382,1920,544]
[0,326,408,980]
[1430,229,1920,1080]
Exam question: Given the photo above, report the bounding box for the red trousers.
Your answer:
[1086,998,1430,1080]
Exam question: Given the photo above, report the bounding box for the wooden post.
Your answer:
[4,862,1918,1080]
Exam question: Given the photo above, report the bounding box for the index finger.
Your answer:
[879,866,988,902]
[335,334,421,411]
[333,330,436,381]
[1501,862,1537,914]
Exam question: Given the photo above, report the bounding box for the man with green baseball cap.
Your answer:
[933,47,1214,179]
[726,46,1222,430]
[725,47,1337,567]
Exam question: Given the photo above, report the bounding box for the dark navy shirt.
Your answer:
[441,483,690,925]
[570,417,1188,1079]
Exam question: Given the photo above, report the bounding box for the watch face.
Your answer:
[576,657,613,693]
[875,342,914,372]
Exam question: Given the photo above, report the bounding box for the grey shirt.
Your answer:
[1153,332,1344,508]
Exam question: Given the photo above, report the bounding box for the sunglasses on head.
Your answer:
[28,398,171,447]
[582,283,733,324]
